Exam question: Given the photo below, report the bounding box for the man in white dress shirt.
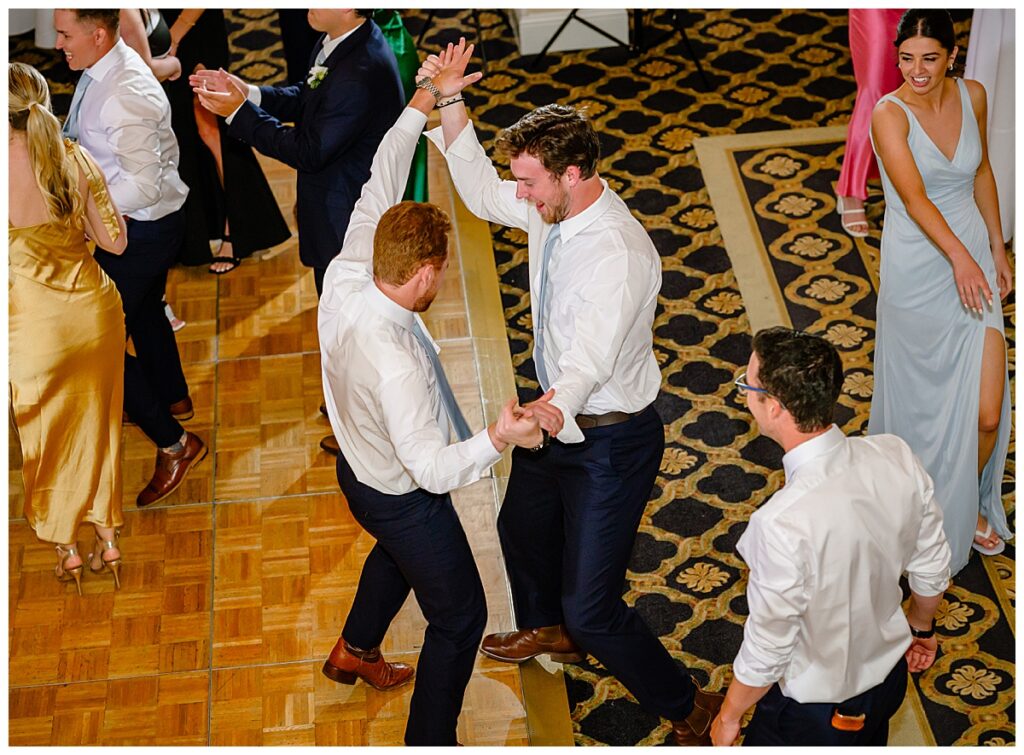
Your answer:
[53,9,204,508]
[419,48,722,745]
[316,41,543,746]
[711,327,951,745]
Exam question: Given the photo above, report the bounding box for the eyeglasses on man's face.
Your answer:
[734,371,770,397]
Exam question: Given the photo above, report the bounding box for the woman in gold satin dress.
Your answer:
[9,63,128,594]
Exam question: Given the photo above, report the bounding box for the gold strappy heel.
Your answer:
[88,530,122,590]
[55,544,84,596]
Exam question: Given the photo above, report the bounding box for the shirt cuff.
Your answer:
[225,85,261,125]
[908,570,950,598]
[396,105,429,136]
[424,121,476,159]
[549,396,583,445]
[731,645,781,689]
[465,425,503,467]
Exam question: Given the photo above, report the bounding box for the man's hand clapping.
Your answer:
[190,67,249,118]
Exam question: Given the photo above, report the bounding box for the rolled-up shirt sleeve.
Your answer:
[424,122,530,231]
[904,457,952,596]
[100,92,166,215]
[733,518,811,688]
[378,366,501,495]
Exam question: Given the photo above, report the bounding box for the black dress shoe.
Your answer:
[320,434,340,455]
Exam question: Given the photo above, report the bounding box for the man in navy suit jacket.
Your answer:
[191,10,404,295]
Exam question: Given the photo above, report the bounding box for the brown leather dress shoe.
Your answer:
[672,679,724,746]
[321,637,415,691]
[479,624,586,664]
[136,432,207,507]
[169,396,194,421]
[320,434,340,455]
[319,402,328,417]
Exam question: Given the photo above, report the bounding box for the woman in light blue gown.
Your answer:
[868,9,1013,575]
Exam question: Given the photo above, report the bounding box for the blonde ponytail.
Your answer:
[9,62,83,225]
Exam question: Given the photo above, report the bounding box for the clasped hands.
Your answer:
[489,388,564,452]
[189,67,249,118]
[416,37,483,99]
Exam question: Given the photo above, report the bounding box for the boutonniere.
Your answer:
[307,65,328,89]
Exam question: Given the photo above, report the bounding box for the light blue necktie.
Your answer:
[62,72,93,141]
[314,43,328,66]
[533,224,561,391]
[411,318,472,442]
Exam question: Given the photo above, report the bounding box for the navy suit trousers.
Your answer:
[497,404,695,721]
[743,657,908,746]
[95,209,187,448]
[336,454,486,746]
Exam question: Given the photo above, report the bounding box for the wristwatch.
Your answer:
[528,430,550,453]
[909,621,935,639]
[415,76,441,103]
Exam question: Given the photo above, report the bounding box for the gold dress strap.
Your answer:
[65,138,121,243]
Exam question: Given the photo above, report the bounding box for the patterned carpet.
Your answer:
[11,9,1012,747]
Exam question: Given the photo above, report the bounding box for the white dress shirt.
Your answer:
[230,21,365,123]
[732,425,951,703]
[318,108,501,496]
[424,123,662,444]
[76,39,188,220]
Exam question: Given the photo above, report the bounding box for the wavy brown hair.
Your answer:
[9,62,82,225]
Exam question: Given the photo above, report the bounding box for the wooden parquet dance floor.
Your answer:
[8,146,570,746]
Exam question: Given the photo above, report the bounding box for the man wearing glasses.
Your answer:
[714,327,951,746]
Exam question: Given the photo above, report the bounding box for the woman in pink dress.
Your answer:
[836,9,906,237]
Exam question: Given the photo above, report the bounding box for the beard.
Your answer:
[411,290,437,312]
[538,188,572,224]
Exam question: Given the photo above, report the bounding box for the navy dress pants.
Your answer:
[497,404,695,721]
[95,209,187,448]
[336,454,487,746]
[743,657,908,746]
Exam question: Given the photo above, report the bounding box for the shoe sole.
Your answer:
[478,647,585,664]
[172,409,195,421]
[136,445,208,507]
[320,660,415,691]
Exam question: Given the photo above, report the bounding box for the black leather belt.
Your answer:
[575,410,638,429]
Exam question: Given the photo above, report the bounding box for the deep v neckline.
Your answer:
[898,79,965,164]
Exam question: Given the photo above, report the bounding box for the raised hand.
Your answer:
[419,37,483,98]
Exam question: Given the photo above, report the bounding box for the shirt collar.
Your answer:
[781,424,844,481]
[85,38,126,82]
[321,19,365,61]
[363,278,415,332]
[557,179,613,243]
